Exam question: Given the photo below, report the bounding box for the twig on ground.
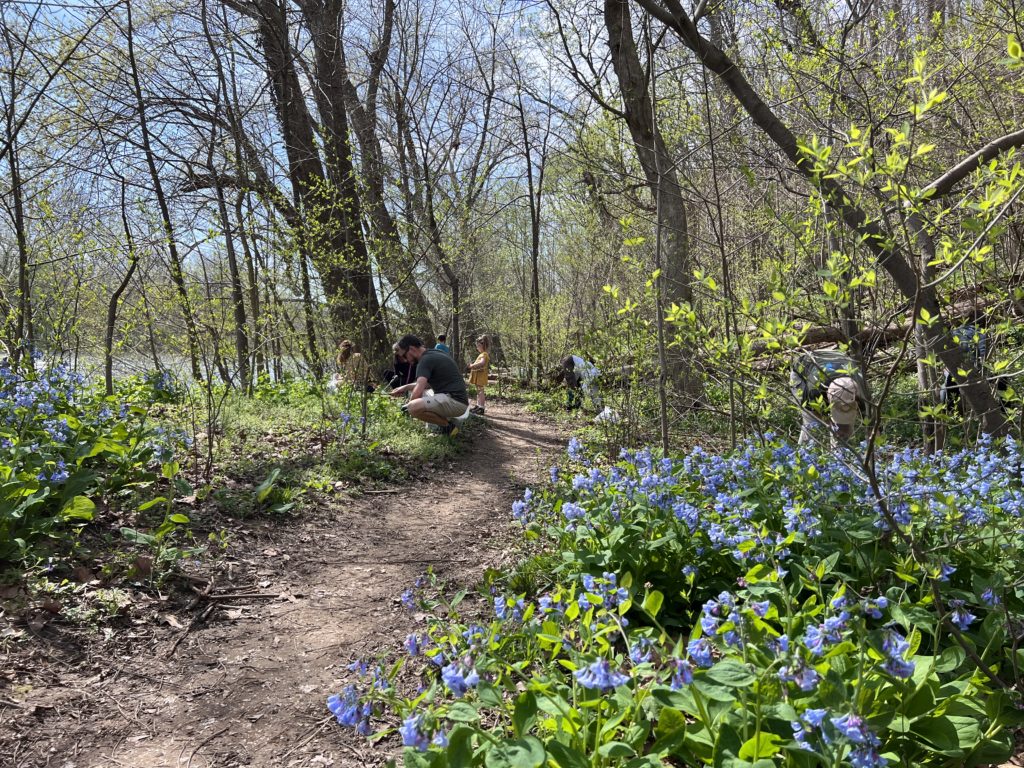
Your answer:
[166,602,216,659]
[205,592,284,600]
[187,724,230,768]
[279,714,333,762]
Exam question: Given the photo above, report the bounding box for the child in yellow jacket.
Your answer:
[468,335,491,415]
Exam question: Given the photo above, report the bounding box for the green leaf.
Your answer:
[168,513,190,524]
[739,732,784,760]
[642,589,664,619]
[138,497,167,512]
[446,702,480,723]
[1009,34,1022,60]
[712,722,743,768]
[597,742,636,759]
[120,527,156,545]
[446,726,474,768]
[512,691,537,737]
[705,660,756,688]
[655,707,688,740]
[254,468,281,503]
[61,495,95,521]
[61,470,98,501]
[544,740,588,768]
[483,736,546,768]
[477,682,503,707]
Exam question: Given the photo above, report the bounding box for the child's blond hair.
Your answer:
[476,334,492,352]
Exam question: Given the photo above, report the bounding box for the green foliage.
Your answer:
[333,436,1024,766]
[0,358,189,565]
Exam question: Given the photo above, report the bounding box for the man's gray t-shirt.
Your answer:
[416,349,468,404]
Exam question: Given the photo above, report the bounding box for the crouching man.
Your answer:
[389,334,470,437]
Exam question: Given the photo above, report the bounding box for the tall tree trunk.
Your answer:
[7,129,32,358]
[605,0,701,401]
[106,182,141,396]
[516,87,545,384]
[339,0,433,340]
[236,0,387,355]
[236,194,263,387]
[214,181,250,390]
[299,251,321,377]
[126,0,202,380]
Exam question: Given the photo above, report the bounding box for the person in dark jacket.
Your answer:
[383,343,416,389]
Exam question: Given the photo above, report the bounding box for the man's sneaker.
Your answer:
[444,423,460,439]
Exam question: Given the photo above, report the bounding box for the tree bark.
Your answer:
[125,0,202,380]
[338,0,433,340]
[106,182,141,396]
[605,0,701,401]
[231,0,388,356]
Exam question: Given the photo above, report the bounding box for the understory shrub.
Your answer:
[0,358,188,564]
[330,435,1024,767]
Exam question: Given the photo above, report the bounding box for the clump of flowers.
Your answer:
[1,359,187,563]
[327,434,1024,767]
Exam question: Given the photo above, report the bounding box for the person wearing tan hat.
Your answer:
[791,350,866,446]
[826,376,862,442]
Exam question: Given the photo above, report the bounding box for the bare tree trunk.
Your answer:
[515,86,546,384]
[106,182,141,395]
[8,129,32,358]
[299,250,322,378]
[126,0,202,380]
[605,0,701,402]
[339,0,433,340]
[228,0,387,355]
[235,194,263,387]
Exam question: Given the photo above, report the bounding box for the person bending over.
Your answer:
[389,334,469,437]
[790,349,866,446]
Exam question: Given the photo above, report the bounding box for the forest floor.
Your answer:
[0,401,565,768]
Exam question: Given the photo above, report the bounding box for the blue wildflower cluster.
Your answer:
[331,435,1024,767]
[1,360,188,562]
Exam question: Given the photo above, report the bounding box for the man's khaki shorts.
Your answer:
[420,392,468,419]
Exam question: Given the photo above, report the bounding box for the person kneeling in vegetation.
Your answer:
[468,335,491,415]
[389,335,470,437]
[336,339,372,392]
[556,354,602,412]
[790,350,866,445]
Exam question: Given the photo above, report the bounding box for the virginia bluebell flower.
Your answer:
[670,658,693,689]
[830,713,878,745]
[687,638,714,668]
[405,634,425,656]
[949,599,976,630]
[441,661,480,697]
[629,637,654,665]
[574,658,630,690]
[399,715,430,751]
[981,587,1000,606]
[880,629,915,679]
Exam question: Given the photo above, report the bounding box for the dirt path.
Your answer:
[1,402,564,768]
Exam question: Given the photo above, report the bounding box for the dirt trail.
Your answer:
[2,403,564,768]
